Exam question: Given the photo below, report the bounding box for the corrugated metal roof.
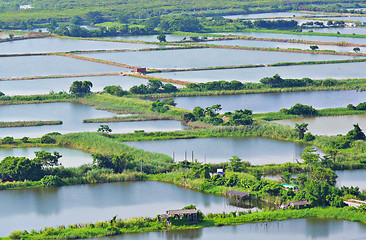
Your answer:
[226,190,250,197]
[167,209,198,215]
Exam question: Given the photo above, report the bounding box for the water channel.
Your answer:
[0,181,253,236]
[124,137,324,165]
[172,90,366,113]
[0,102,187,138]
[77,48,360,69]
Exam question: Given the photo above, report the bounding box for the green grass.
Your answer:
[0,120,62,128]
[6,207,366,239]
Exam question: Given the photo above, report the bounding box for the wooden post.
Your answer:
[192,151,194,162]
[173,151,175,163]
[185,151,187,161]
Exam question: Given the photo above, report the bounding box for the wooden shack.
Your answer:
[280,200,309,209]
[161,209,198,225]
[226,190,251,200]
[133,67,146,74]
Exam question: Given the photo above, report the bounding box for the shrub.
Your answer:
[21,137,29,143]
[2,136,14,144]
[41,175,64,187]
[40,135,56,144]
[304,132,316,141]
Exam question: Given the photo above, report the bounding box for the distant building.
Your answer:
[283,184,299,192]
[133,67,146,74]
[280,200,309,209]
[19,5,33,9]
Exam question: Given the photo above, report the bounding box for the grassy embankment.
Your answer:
[5,207,366,239]
[0,120,62,128]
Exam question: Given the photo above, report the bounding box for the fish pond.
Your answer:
[0,38,159,54]
[222,11,321,19]
[95,218,366,240]
[77,48,361,69]
[218,32,366,44]
[0,147,92,168]
[204,39,361,52]
[124,137,324,165]
[0,75,155,96]
[0,55,127,79]
[172,90,366,113]
[0,181,256,236]
[0,102,187,138]
[273,115,366,135]
[150,61,366,83]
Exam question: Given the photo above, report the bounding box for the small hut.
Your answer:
[280,200,309,209]
[226,190,251,200]
[133,67,146,74]
[161,209,198,225]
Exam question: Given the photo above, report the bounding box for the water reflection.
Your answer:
[0,147,92,168]
[0,181,253,236]
[124,137,324,165]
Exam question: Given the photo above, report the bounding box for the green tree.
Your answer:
[40,135,56,144]
[2,136,14,144]
[295,123,308,140]
[97,125,112,134]
[346,123,365,141]
[280,171,291,183]
[310,45,319,50]
[157,33,166,42]
[311,167,337,186]
[252,169,263,181]
[228,156,243,172]
[34,150,62,168]
[69,81,93,95]
[0,157,43,181]
[353,47,360,53]
[300,146,319,165]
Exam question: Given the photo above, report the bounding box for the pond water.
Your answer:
[222,12,321,19]
[173,90,366,113]
[0,102,187,138]
[0,147,92,168]
[97,34,191,42]
[336,169,366,190]
[95,218,366,240]
[124,137,324,165]
[0,38,160,54]
[0,55,127,79]
[306,27,366,35]
[217,32,366,44]
[0,181,252,236]
[151,61,366,83]
[273,115,366,135]
[316,16,366,23]
[0,75,151,96]
[203,39,359,52]
[78,48,361,70]
[267,169,366,190]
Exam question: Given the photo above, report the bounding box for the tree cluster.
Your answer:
[130,80,178,94]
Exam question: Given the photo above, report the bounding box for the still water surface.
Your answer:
[173,90,366,113]
[95,218,366,240]
[78,48,359,69]
[151,62,366,83]
[0,38,159,54]
[273,115,366,135]
[0,181,249,236]
[0,147,92,167]
[124,137,324,165]
[0,102,186,138]
[1,55,126,78]
[0,75,150,96]
[222,12,320,19]
[204,39,362,52]
[218,32,366,44]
